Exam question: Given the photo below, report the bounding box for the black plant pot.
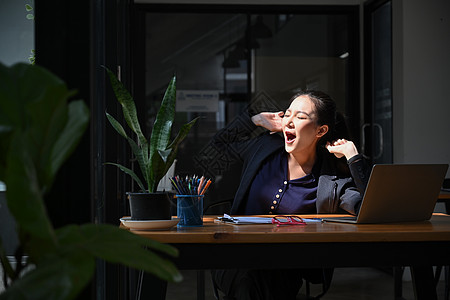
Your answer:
[127,192,173,220]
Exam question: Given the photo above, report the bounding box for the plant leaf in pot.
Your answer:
[104,67,198,220]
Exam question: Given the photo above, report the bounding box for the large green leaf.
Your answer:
[0,63,89,242]
[56,224,182,283]
[103,66,147,149]
[0,63,21,129]
[0,63,183,300]
[148,76,176,192]
[26,86,74,191]
[5,134,56,242]
[0,63,73,189]
[0,250,95,300]
[106,112,150,190]
[0,63,66,132]
[50,100,89,188]
[0,223,182,300]
[150,76,176,154]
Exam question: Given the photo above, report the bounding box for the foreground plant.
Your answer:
[0,63,181,300]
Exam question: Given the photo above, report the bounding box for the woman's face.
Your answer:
[282,95,328,155]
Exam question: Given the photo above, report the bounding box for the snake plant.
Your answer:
[104,67,198,193]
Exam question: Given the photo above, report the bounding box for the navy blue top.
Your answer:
[244,151,321,215]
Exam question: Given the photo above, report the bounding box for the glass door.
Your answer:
[363,0,393,164]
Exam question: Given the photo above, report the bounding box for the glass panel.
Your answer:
[253,14,351,117]
[0,1,35,191]
[144,13,247,203]
[372,2,392,163]
[0,1,35,66]
[140,9,357,211]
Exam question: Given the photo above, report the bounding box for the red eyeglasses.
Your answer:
[271,215,306,226]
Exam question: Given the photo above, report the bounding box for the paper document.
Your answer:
[217,214,322,224]
[217,214,272,224]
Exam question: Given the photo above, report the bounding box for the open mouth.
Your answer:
[285,132,296,144]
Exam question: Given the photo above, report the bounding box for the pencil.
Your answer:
[200,179,211,195]
[197,176,205,195]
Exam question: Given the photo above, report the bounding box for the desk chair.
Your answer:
[204,201,333,300]
[210,269,333,300]
[203,198,234,215]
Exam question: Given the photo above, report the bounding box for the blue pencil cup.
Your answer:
[176,195,204,226]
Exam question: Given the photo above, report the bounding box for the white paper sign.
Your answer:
[176,90,219,112]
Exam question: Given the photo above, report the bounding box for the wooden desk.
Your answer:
[439,191,450,200]
[438,191,450,214]
[127,214,450,300]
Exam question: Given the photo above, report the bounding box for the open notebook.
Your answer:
[322,164,448,224]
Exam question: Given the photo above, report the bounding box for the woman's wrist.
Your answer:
[251,114,261,126]
[343,141,359,161]
[347,153,363,164]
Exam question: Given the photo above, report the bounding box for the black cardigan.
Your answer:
[212,113,370,215]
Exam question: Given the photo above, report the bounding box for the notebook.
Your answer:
[322,164,448,224]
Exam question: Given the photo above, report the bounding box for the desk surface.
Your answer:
[438,190,450,199]
[125,214,450,244]
[128,214,450,300]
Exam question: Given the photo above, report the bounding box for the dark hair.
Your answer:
[289,90,349,145]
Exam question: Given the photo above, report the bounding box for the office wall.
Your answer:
[393,0,450,176]
[0,1,34,190]
[0,0,34,66]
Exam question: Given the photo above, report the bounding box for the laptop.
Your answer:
[322,164,448,224]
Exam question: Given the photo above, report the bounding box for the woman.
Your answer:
[211,90,370,300]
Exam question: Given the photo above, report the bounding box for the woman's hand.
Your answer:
[326,139,359,160]
[251,112,284,132]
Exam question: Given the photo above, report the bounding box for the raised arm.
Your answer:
[325,139,359,161]
[251,111,284,132]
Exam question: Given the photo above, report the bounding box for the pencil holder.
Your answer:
[176,195,204,226]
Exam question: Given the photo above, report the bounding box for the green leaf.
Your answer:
[105,162,146,192]
[106,111,128,139]
[50,100,89,187]
[103,66,147,148]
[106,110,151,190]
[166,117,199,150]
[57,224,182,283]
[0,252,95,300]
[0,62,82,193]
[148,76,176,192]
[126,137,150,187]
[163,117,199,175]
[150,76,176,153]
[158,149,172,163]
[25,4,33,11]
[26,14,34,20]
[148,150,166,192]
[5,134,56,242]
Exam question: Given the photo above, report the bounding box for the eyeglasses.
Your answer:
[271,215,306,227]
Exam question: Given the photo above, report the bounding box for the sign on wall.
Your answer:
[176,90,219,112]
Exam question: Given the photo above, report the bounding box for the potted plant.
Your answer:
[0,62,181,299]
[104,67,198,220]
